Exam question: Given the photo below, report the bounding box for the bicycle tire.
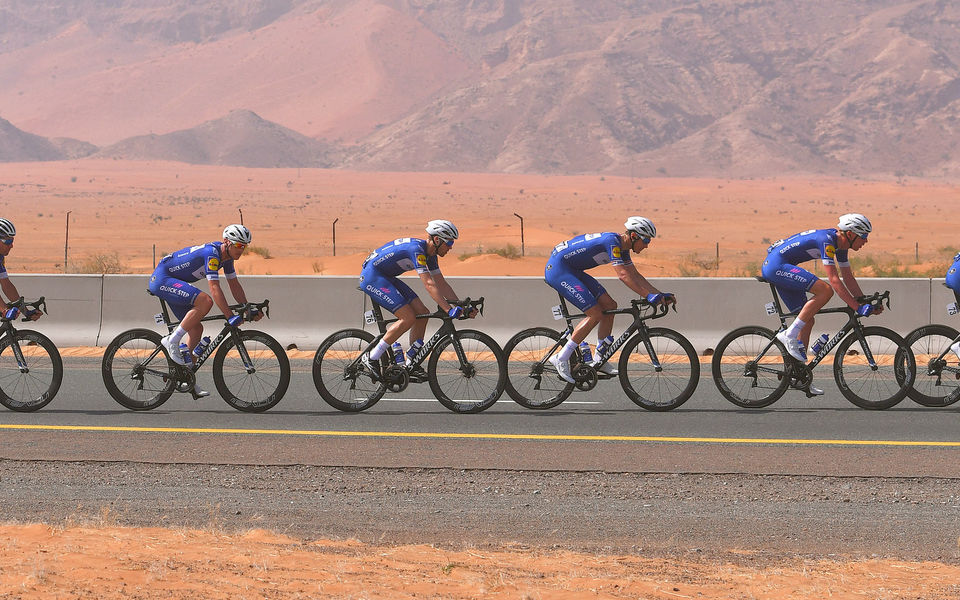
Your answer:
[711,326,792,408]
[0,329,63,412]
[833,326,914,410]
[427,329,506,413]
[312,328,386,412]
[618,327,699,411]
[502,327,574,409]
[902,324,960,407]
[101,328,175,410]
[212,329,290,412]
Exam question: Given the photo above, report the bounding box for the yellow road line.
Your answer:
[2,424,959,447]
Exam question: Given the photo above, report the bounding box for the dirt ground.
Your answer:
[1,161,958,278]
[3,162,960,597]
[1,523,958,599]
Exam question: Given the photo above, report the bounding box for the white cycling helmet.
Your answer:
[837,213,872,237]
[0,218,15,238]
[624,216,657,239]
[222,223,252,244]
[425,219,459,241]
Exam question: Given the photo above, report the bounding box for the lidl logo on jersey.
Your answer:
[417,254,427,266]
[612,247,622,259]
[824,245,836,259]
[207,257,220,271]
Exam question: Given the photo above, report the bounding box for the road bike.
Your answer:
[900,284,960,407]
[313,297,506,413]
[0,296,62,412]
[502,295,699,411]
[711,277,914,410]
[101,295,289,412]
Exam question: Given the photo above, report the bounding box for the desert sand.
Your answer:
[1,161,957,278]
[3,161,960,597]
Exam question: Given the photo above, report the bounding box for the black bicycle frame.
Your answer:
[362,298,482,370]
[758,279,889,370]
[542,294,670,371]
[1,297,47,371]
[153,297,269,372]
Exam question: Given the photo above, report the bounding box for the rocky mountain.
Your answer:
[0,117,96,161]
[94,110,340,167]
[1,0,959,176]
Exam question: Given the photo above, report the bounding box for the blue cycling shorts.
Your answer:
[148,272,201,320]
[946,262,960,295]
[544,259,608,312]
[761,258,818,313]
[359,266,419,313]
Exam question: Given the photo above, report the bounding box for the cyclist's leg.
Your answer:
[149,275,203,349]
[178,292,212,350]
[761,259,822,346]
[546,264,602,349]
[359,269,416,358]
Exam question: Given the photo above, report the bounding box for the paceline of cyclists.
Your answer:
[2,213,959,412]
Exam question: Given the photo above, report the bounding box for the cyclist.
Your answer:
[0,219,43,321]
[946,252,960,359]
[762,213,879,394]
[544,216,674,383]
[148,224,263,396]
[358,220,475,378]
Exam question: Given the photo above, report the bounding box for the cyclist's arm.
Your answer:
[419,271,455,312]
[613,263,658,298]
[0,277,19,306]
[226,276,248,305]
[207,279,235,318]
[823,264,860,309]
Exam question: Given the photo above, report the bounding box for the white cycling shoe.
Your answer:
[177,381,211,398]
[549,354,575,383]
[776,331,807,362]
[951,341,960,362]
[591,360,618,376]
[160,334,188,365]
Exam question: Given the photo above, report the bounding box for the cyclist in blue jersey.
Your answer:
[0,219,43,321]
[148,224,262,396]
[544,216,674,383]
[762,213,879,394]
[358,220,475,379]
[946,252,960,360]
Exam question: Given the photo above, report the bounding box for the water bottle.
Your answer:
[178,343,194,365]
[810,334,829,355]
[579,341,593,364]
[192,336,211,359]
[595,336,613,360]
[392,341,405,365]
[405,339,424,366]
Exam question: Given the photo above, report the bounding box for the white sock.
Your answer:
[370,339,390,360]
[785,318,806,339]
[558,339,578,362]
[169,325,187,345]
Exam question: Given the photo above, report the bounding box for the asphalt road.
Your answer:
[2,357,959,561]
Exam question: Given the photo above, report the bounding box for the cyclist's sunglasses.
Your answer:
[0,238,13,246]
[846,231,868,241]
[632,233,651,245]
[435,236,454,248]
[227,241,247,250]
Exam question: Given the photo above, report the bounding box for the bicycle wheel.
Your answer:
[502,327,574,409]
[0,330,63,412]
[903,324,960,407]
[212,330,290,413]
[312,328,386,412]
[833,326,914,410]
[618,327,699,411]
[427,329,506,413]
[101,328,175,410]
[711,326,792,408]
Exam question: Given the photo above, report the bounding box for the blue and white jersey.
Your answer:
[363,238,439,277]
[766,229,849,268]
[0,255,7,279]
[156,243,236,282]
[548,233,632,271]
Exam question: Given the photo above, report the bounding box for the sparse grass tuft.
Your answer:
[247,245,272,259]
[70,253,127,273]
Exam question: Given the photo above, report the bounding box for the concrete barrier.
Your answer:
[6,274,953,351]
